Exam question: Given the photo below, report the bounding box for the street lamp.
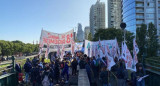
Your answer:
[120,22,126,42]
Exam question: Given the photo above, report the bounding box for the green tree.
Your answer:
[147,22,159,57]
[13,43,21,54]
[24,43,34,54]
[88,32,92,41]
[0,40,12,57]
[136,24,147,61]
[0,46,2,55]
[33,44,39,52]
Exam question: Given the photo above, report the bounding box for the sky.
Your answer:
[0,0,108,43]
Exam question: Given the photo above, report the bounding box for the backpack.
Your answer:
[42,73,50,86]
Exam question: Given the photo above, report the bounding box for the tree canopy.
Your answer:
[0,40,39,57]
[136,23,159,60]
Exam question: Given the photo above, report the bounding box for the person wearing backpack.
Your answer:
[42,66,52,86]
[24,58,32,84]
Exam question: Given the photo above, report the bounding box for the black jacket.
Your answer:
[100,70,109,84]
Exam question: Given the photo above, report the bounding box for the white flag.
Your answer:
[122,42,133,70]
[105,45,115,70]
[132,38,139,71]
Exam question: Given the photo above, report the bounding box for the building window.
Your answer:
[146,20,155,24]
[146,8,155,13]
[146,14,154,18]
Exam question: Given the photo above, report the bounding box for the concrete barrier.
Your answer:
[78,69,90,86]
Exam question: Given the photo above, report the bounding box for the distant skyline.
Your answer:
[0,0,108,43]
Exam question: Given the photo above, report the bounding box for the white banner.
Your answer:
[84,40,116,70]
[85,40,117,58]
[74,42,83,52]
[39,29,74,52]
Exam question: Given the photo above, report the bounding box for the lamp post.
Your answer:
[120,22,126,42]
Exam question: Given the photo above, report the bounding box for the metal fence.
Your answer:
[145,58,160,86]
[0,56,18,86]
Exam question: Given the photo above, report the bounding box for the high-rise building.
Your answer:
[122,0,160,35]
[84,26,90,40]
[90,0,105,37]
[76,23,84,42]
[108,0,122,29]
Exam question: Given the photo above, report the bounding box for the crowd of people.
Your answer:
[14,52,146,86]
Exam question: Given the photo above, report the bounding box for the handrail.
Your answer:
[0,73,15,79]
[0,64,13,69]
[145,58,160,63]
[145,64,160,70]
[0,62,12,65]
[0,67,13,73]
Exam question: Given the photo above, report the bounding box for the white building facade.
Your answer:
[90,0,105,37]
[108,0,122,29]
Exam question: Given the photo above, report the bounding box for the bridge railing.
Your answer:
[145,58,160,73]
[144,57,160,86]
[0,56,17,86]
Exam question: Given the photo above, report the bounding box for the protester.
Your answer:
[99,66,110,86]
[61,58,69,83]
[32,57,38,67]
[30,64,40,86]
[54,59,60,84]
[15,63,22,84]
[85,60,92,84]
[136,63,145,86]
[15,63,21,73]
[71,58,78,75]
[117,60,128,86]
[91,56,99,78]
[23,58,32,84]
[79,57,86,69]
[42,66,52,86]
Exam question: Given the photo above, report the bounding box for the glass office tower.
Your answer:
[122,0,160,35]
